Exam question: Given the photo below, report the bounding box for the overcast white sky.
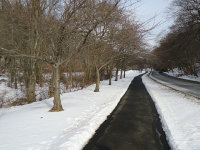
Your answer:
[133,0,174,48]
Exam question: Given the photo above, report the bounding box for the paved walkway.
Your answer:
[83,74,169,150]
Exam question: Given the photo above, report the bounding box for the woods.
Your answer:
[151,0,200,76]
[2,1,200,150]
[0,0,145,111]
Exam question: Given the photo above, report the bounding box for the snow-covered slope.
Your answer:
[165,68,200,82]
[143,74,200,150]
[0,70,143,150]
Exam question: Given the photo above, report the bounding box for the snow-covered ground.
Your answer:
[165,68,200,82]
[0,73,84,108]
[0,70,143,150]
[0,76,26,107]
[143,74,200,150]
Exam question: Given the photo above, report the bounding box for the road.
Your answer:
[150,71,200,98]
[83,74,170,150]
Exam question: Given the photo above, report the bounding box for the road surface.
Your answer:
[150,71,200,98]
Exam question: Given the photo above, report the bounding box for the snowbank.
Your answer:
[143,74,200,150]
[0,70,143,150]
[165,68,200,82]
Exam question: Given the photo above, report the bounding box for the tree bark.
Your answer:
[109,64,113,85]
[66,71,69,90]
[10,58,15,85]
[115,61,119,81]
[14,74,18,89]
[50,65,63,112]
[94,65,100,92]
[69,65,73,92]
[13,58,17,89]
[27,70,36,103]
[82,75,85,89]
[123,67,126,78]
[49,68,55,98]
[10,72,14,87]
[120,69,123,79]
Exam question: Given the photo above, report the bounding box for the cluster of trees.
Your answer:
[0,0,146,111]
[152,0,200,76]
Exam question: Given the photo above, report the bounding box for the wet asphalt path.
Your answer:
[83,74,169,150]
[150,71,200,98]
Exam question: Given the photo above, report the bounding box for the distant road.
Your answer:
[150,71,200,98]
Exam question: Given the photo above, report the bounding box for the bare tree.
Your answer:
[0,0,125,111]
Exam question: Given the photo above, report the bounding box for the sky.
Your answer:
[133,0,174,48]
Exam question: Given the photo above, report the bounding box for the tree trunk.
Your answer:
[120,69,123,79]
[109,64,113,85]
[10,58,15,88]
[82,77,85,89]
[27,71,36,103]
[66,72,69,90]
[7,75,11,87]
[50,65,63,112]
[10,71,14,88]
[14,75,18,89]
[123,67,126,78]
[49,68,55,98]
[94,65,100,92]
[13,59,17,89]
[75,72,77,87]
[115,61,119,81]
[82,71,86,89]
[69,65,73,92]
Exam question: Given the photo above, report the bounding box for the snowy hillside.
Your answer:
[165,68,200,82]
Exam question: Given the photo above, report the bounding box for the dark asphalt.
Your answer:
[83,74,170,150]
[150,71,200,98]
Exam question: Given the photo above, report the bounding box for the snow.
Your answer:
[0,70,143,150]
[0,76,26,107]
[0,73,85,108]
[165,68,200,82]
[143,74,200,150]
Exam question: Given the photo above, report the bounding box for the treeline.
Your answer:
[151,0,200,76]
[0,0,145,111]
